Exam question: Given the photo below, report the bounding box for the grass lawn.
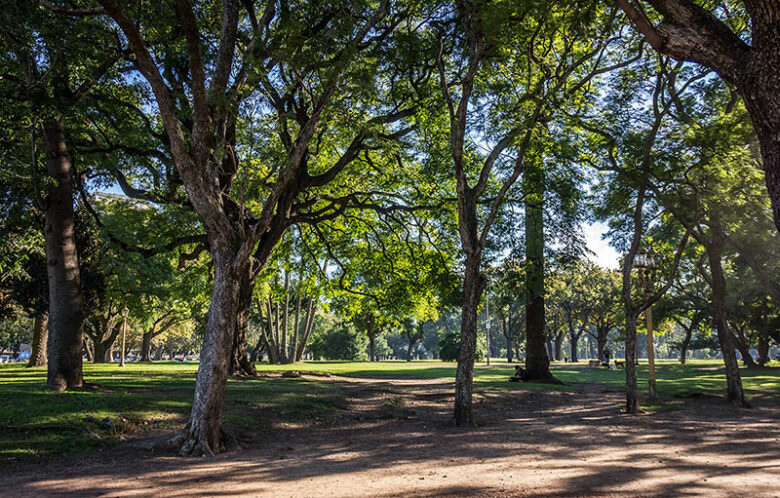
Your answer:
[1,359,777,464]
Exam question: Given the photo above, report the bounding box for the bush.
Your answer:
[309,321,367,360]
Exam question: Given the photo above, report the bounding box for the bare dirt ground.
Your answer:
[2,375,779,497]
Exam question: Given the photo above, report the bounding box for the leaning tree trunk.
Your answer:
[27,313,48,368]
[707,227,748,407]
[42,119,84,391]
[178,244,248,457]
[524,159,557,382]
[730,325,757,368]
[455,253,484,427]
[229,269,258,377]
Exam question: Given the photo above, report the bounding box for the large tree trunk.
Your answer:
[524,159,557,382]
[596,327,608,362]
[93,340,113,363]
[455,254,484,427]
[141,332,153,362]
[42,119,84,391]
[230,269,258,377]
[707,227,748,407]
[178,244,248,456]
[739,73,780,233]
[27,313,48,368]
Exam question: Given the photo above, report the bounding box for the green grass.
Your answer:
[1,359,777,464]
[255,358,780,399]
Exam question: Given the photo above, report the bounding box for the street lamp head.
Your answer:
[633,248,657,269]
[122,306,129,318]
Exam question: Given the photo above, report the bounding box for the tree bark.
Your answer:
[455,254,484,427]
[281,270,290,363]
[178,244,248,456]
[83,337,94,362]
[593,324,610,362]
[366,315,376,362]
[229,269,258,377]
[141,332,153,362]
[554,332,563,361]
[707,226,748,407]
[524,159,557,382]
[42,119,84,391]
[93,340,113,363]
[625,314,639,414]
[27,313,48,368]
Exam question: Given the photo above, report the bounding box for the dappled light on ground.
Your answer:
[1,361,778,497]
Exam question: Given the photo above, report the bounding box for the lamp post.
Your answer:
[119,306,129,367]
[634,248,658,401]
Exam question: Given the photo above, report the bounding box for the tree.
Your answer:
[614,0,780,233]
[93,0,425,455]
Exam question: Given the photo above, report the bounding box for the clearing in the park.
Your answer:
[1,360,778,497]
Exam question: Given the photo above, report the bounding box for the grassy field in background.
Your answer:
[1,359,778,464]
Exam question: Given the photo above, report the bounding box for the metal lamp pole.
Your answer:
[119,306,129,367]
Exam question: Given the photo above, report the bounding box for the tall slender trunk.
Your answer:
[295,298,316,362]
[281,271,290,362]
[366,316,376,362]
[646,304,657,401]
[178,243,248,456]
[524,159,556,382]
[455,253,484,427]
[230,268,258,377]
[569,333,578,363]
[291,294,301,362]
[546,337,553,363]
[42,119,84,391]
[625,314,639,414]
[554,333,563,361]
[707,226,748,407]
[27,313,48,367]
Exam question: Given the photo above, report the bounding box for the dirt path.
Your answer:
[2,376,779,497]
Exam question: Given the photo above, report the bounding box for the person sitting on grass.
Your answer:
[509,365,529,382]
